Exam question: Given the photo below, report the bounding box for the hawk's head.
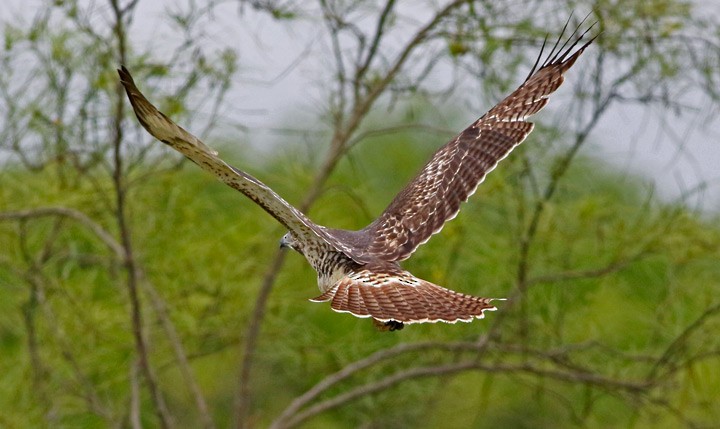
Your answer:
[279,232,300,253]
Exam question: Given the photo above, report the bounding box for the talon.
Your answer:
[373,319,404,332]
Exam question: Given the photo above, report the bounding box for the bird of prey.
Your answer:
[119,26,593,331]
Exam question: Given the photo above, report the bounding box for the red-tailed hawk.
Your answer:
[119,26,593,331]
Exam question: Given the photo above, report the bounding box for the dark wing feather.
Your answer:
[357,29,595,262]
[118,67,354,256]
[310,264,498,324]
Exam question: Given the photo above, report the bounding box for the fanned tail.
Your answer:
[311,267,500,327]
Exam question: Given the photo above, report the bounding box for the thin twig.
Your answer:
[648,301,720,380]
[526,258,638,286]
[142,277,217,429]
[129,360,142,429]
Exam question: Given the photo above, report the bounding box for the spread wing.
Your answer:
[358,27,595,262]
[310,263,497,325]
[118,67,348,254]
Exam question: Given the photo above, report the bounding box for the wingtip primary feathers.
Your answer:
[117,65,219,156]
[526,17,597,82]
[117,65,133,86]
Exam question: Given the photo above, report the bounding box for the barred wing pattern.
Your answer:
[357,32,594,263]
[311,263,497,327]
[118,67,348,256]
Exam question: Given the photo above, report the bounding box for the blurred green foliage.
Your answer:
[1,126,719,427]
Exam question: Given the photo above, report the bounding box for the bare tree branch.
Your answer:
[0,207,124,258]
[109,0,173,426]
[274,359,651,429]
[272,340,485,426]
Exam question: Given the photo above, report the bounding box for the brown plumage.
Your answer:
[310,262,496,324]
[118,24,594,331]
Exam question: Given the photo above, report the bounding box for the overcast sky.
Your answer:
[2,0,719,212]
